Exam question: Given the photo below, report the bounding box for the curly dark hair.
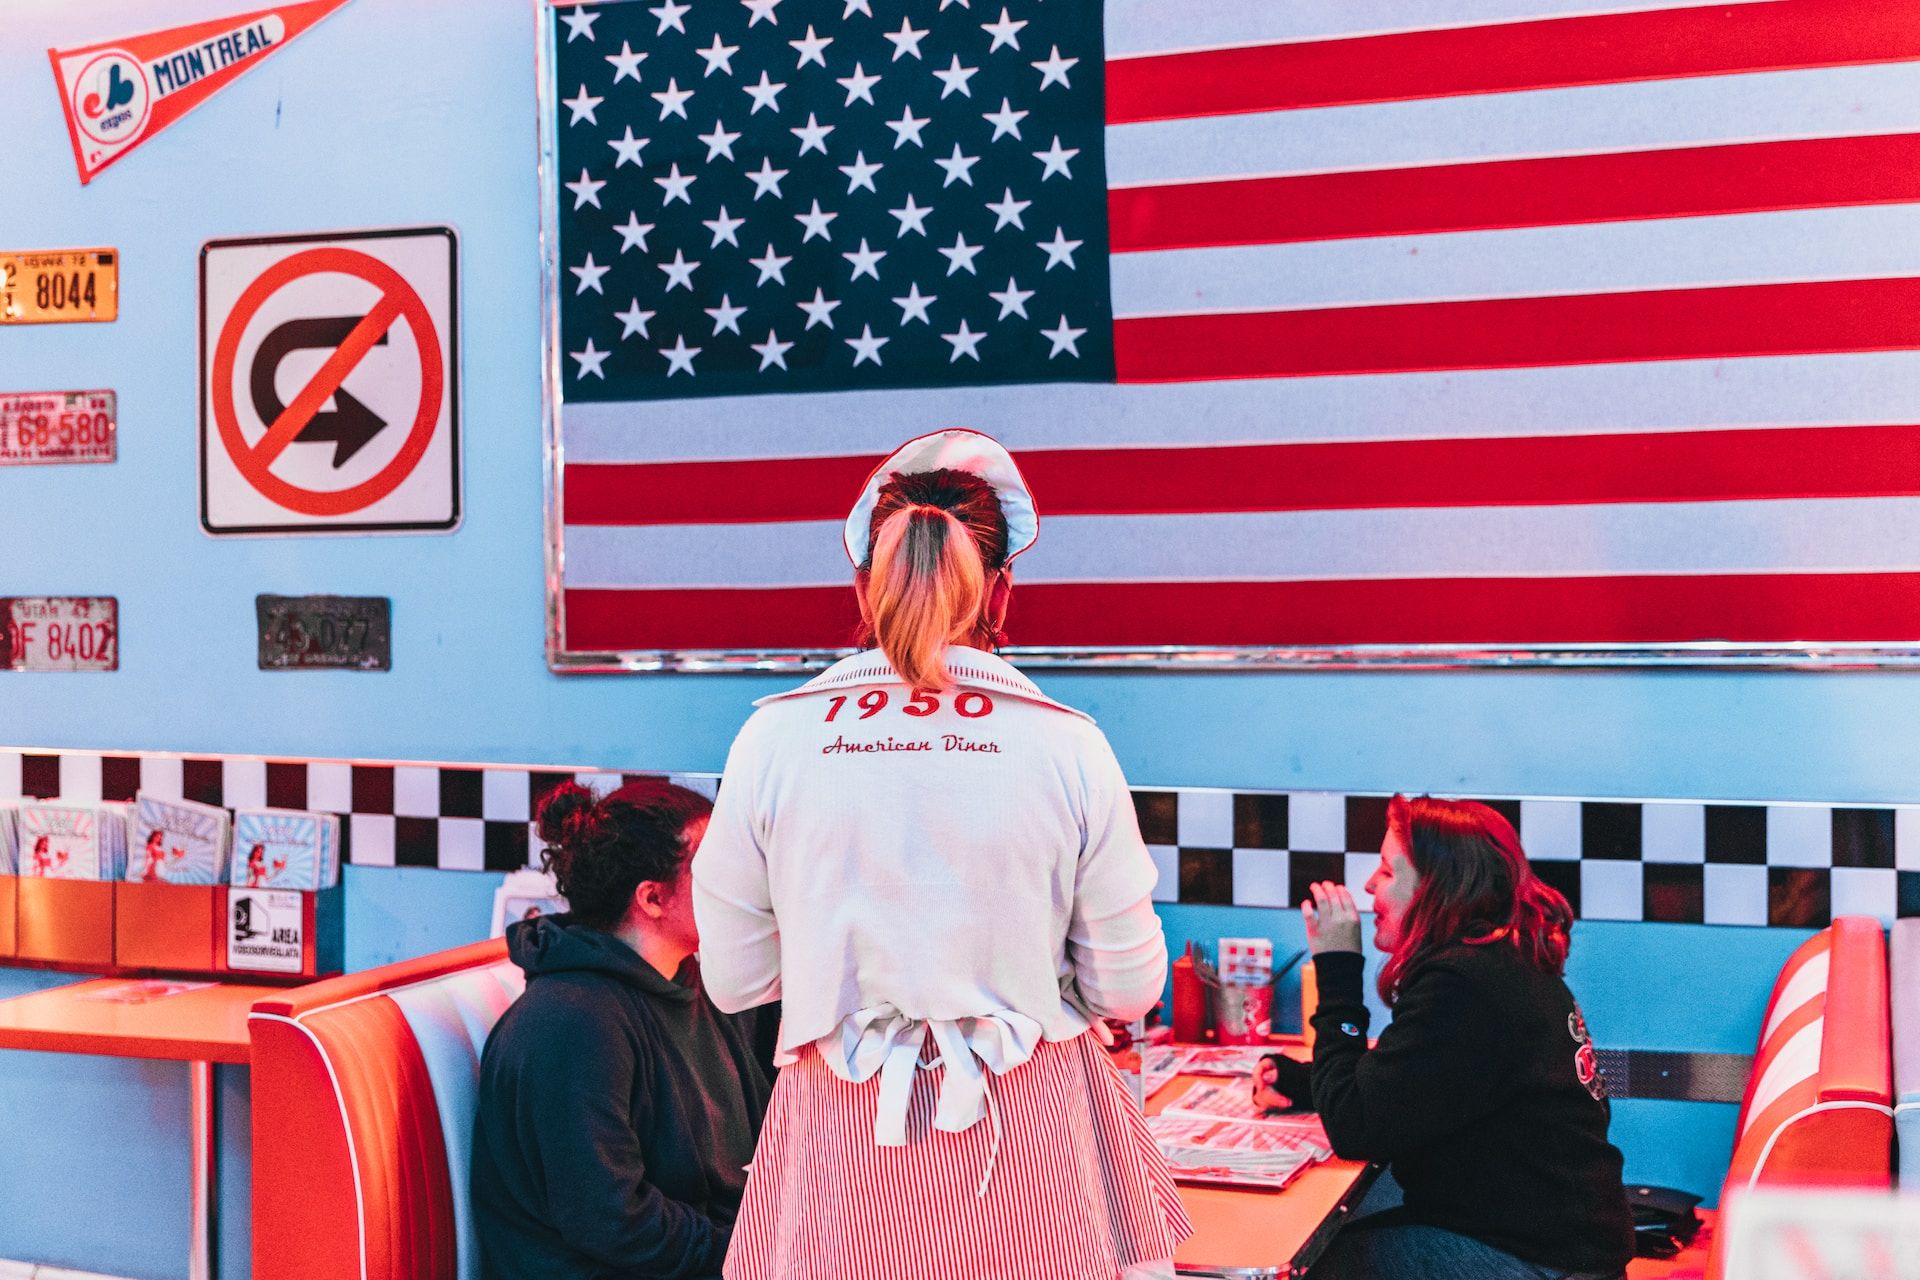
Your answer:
[534,779,712,930]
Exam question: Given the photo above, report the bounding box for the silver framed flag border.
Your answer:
[534,0,1920,674]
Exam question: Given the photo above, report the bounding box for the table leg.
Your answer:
[190,1060,218,1280]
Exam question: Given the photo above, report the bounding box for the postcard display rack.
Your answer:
[0,797,343,982]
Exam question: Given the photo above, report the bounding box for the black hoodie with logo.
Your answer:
[472,915,778,1280]
[1271,945,1634,1275]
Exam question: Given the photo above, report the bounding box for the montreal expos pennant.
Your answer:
[48,0,354,185]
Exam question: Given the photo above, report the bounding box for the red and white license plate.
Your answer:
[0,391,116,464]
[2,597,118,671]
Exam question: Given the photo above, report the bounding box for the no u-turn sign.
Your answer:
[200,226,460,535]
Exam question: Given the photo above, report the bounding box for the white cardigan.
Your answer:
[692,647,1167,1145]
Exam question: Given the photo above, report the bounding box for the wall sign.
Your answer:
[200,226,461,536]
[1,249,117,324]
[47,0,355,185]
[256,594,391,670]
[227,887,304,973]
[0,391,117,465]
[0,597,118,672]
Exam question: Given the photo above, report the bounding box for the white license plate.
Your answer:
[5,597,118,671]
[0,391,116,464]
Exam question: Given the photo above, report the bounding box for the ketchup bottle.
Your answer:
[1172,941,1207,1042]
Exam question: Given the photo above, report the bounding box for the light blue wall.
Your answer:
[0,0,1905,1275]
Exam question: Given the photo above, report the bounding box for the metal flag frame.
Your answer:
[532,0,1920,674]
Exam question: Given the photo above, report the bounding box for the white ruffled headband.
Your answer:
[842,429,1039,567]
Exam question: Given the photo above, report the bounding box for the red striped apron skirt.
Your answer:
[724,1032,1192,1280]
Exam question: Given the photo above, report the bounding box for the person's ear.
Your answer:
[984,567,1013,631]
[853,567,874,628]
[633,879,668,921]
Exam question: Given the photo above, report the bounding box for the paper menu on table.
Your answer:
[1162,1079,1329,1138]
[1179,1046,1277,1076]
[1148,1114,1327,1191]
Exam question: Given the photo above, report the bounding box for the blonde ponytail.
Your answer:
[867,502,988,690]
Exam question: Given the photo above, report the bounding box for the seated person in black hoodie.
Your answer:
[473,780,777,1280]
[1254,795,1634,1280]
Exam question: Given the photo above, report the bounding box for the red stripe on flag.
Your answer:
[566,573,1920,651]
[1106,0,1920,124]
[1109,133,1920,253]
[1112,277,1920,382]
[564,424,1920,526]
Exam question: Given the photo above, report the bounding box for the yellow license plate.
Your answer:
[1,248,118,323]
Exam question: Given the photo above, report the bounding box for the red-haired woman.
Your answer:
[694,430,1190,1280]
[1255,795,1634,1280]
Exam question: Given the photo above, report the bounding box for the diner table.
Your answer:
[0,975,283,1280]
[1154,1039,1381,1279]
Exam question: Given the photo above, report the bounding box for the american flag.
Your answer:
[544,0,1920,666]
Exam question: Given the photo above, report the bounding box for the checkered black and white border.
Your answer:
[2,748,1915,927]
[0,749,713,875]
[1134,790,1920,930]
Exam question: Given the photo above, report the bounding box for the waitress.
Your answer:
[693,430,1190,1280]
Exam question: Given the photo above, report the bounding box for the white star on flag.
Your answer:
[615,299,655,338]
[934,55,979,98]
[935,143,980,187]
[658,248,701,291]
[648,1,689,35]
[561,8,600,42]
[1038,226,1082,270]
[749,244,793,284]
[989,277,1034,319]
[842,0,872,17]
[747,157,789,199]
[751,329,794,370]
[743,70,787,114]
[986,188,1030,230]
[942,319,986,361]
[571,336,608,378]
[742,0,782,27]
[886,106,930,148]
[883,17,929,60]
[795,199,839,242]
[893,282,936,324]
[705,295,748,334]
[843,238,887,280]
[563,84,603,125]
[698,120,741,161]
[889,193,932,236]
[1034,135,1079,180]
[846,324,889,366]
[566,169,606,209]
[605,42,647,84]
[798,287,841,329]
[981,7,1027,52]
[983,98,1027,141]
[837,63,881,105]
[654,162,697,204]
[790,25,833,67]
[615,212,655,253]
[939,232,983,275]
[839,152,884,193]
[608,127,649,168]
[697,34,740,76]
[1041,315,1085,357]
[650,77,693,119]
[571,250,609,294]
[703,206,746,247]
[660,335,701,376]
[1032,46,1078,90]
[791,112,834,155]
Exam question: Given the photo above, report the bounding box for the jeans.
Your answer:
[1306,1217,1626,1280]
